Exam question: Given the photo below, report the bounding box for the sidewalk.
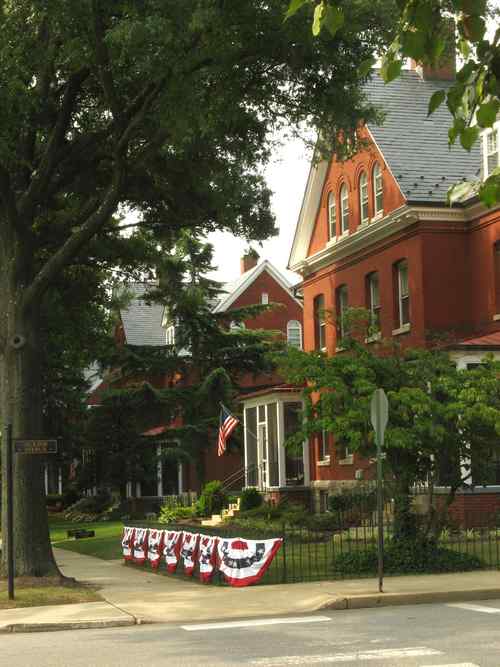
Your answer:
[2,547,500,633]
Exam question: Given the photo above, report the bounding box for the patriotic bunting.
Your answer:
[198,535,219,583]
[217,537,283,587]
[121,526,135,561]
[163,530,183,573]
[122,525,282,587]
[133,527,149,564]
[147,529,165,569]
[180,532,199,576]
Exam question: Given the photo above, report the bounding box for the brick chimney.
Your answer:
[240,249,259,274]
[410,19,456,81]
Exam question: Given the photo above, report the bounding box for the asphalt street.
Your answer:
[2,599,500,667]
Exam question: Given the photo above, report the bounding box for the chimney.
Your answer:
[410,19,456,81]
[240,249,259,274]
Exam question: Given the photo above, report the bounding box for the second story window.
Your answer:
[314,294,326,351]
[328,191,336,239]
[165,325,176,346]
[366,272,381,330]
[485,129,499,177]
[261,292,269,305]
[373,163,383,215]
[318,430,329,461]
[395,260,410,328]
[287,320,302,349]
[340,184,349,234]
[359,172,369,224]
[336,285,348,342]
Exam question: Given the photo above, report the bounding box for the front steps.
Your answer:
[201,499,240,527]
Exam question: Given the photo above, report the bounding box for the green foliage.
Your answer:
[328,488,377,514]
[239,488,264,512]
[157,504,197,524]
[196,481,228,518]
[332,538,483,576]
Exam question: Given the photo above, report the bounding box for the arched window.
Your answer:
[327,191,336,238]
[340,184,349,234]
[287,320,302,349]
[359,172,369,224]
[230,320,246,330]
[373,163,383,215]
[313,295,326,351]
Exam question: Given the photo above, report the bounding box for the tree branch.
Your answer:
[18,67,90,221]
[91,0,122,127]
[0,165,20,229]
[22,165,124,310]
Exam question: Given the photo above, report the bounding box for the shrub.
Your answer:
[63,490,113,521]
[196,480,227,518]
[239,488,263,512]
[332,538,483,576]
[305,513,342,532]
[328,488,377,514]
[158,504,196,524]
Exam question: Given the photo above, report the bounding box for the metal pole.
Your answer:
[376,427,384,594]
[6,423,14,600]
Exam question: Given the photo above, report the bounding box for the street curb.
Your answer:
[319,588,500,611]
[0,617,139,634]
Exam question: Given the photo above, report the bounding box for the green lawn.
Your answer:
[50,519,124,560]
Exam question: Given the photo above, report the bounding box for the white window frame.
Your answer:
[165,324,175,345]
[340,184,349,234]
[359,172,369,224]
[367,272,381,330]
[287,319,302,349]
[328,191,336,238]
[319,429,329,462]
[314,295,326,351]
[337,285,348,340]
[230,320,246,330]
[261,292,269,305]
[373,163,383,216]
[397,261,410,328]
[484,128,499,178]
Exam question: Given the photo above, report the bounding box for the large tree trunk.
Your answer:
[1,270,57,577]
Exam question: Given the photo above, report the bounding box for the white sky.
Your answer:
[207,136,312,286]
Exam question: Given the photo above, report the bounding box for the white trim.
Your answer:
[493,313,500,321]
[392,323,411,336]
[449,350,500,370]
[287,319,303,349]
[177,463,183,494]
[366,127,406,201]
[213,260,303,312]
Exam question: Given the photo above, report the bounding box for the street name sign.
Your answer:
[14,439,58,454]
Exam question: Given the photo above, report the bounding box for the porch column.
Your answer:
[302,438,310,487]
[277,401,287,487]
[58,467,63,495]
[135,481,142,497]
[178,464,183,494]
[44,464,49,495]
[244,408,249,488]
[157,444,163,496]
[126,481,132,498]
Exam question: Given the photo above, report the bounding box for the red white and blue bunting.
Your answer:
[163,530,183,573]
[121,526,135,561]
[122,527,282,587]
[217,537,283,587]
[147,529,164,569]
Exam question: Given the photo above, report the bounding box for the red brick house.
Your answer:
[89,254,303,499]
[241,63,500,515]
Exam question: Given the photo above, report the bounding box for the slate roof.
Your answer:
[365,70,481,204]
[119,283,166,346]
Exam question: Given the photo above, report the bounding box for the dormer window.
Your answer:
[359,172,369,224]
[484,129,499,178]
[373,163,383,215]
[327,191,336,239]
[340,184,349,234]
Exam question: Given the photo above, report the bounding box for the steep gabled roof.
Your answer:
[289,69,482,271]
[212,259,303,313]
[365,70,480,204]
[119,283,165,346]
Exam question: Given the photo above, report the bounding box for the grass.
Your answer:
[50,519,124,560]
[0,577,102,610]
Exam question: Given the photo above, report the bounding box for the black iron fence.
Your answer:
[128,485,500,586]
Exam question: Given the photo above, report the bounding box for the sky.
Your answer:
[206,136,312,286]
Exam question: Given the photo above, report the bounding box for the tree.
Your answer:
[85,235,283,495]
[287,0,500,205]
[277,323,500,542]
[0,1,398,575]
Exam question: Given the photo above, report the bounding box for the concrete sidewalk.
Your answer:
[2,547,500,633]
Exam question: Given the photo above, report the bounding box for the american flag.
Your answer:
[218,405,239,456]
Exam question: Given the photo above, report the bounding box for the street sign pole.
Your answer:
[370,388,389,595]
[6,423,14,600]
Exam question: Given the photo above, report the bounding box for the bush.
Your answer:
[158,504,197,524]
[332,538,483,576]
[328,488,377,514]
[239,488,263,512]
[304,513,342,532]
[64,490,113,521]
[196,480,227,518]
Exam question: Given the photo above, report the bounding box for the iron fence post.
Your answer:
[282,522,287,584]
